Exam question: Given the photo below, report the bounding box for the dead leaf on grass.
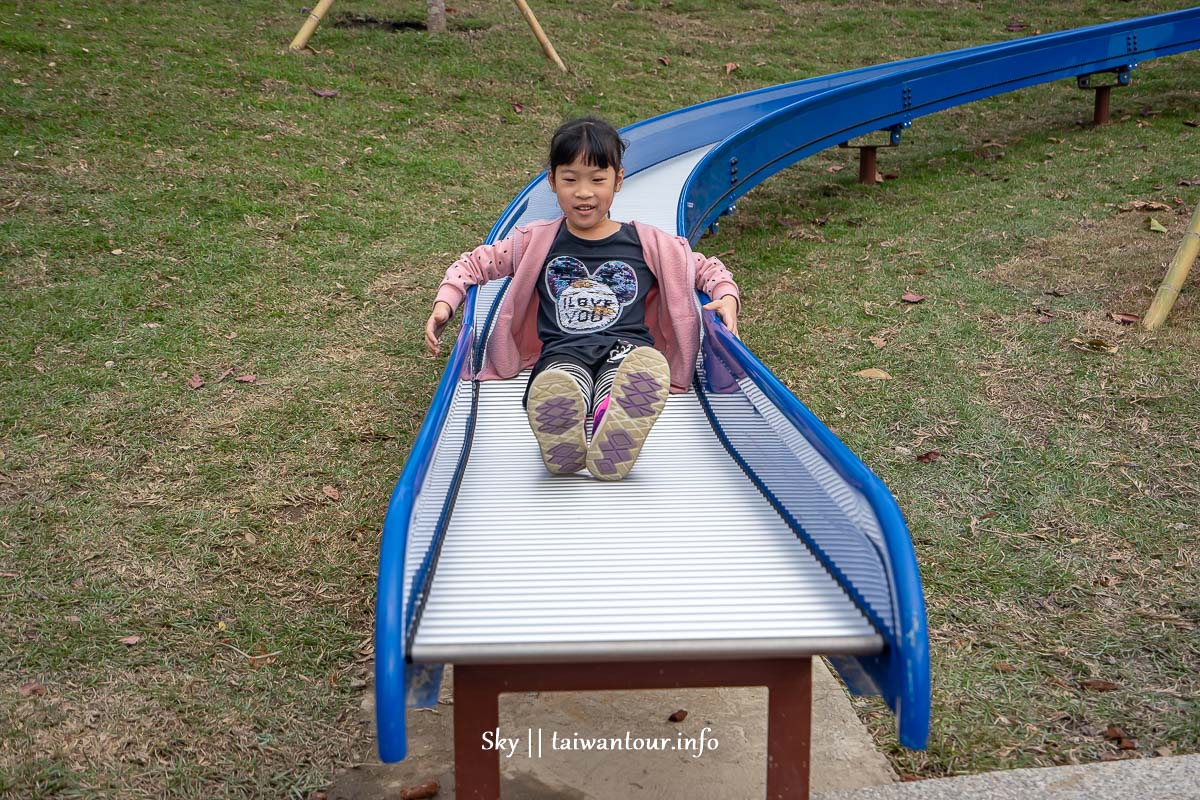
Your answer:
[119,635,142,646]
[235,374,257,383]
[868,336,887,349]
[1179,178,1200,187]
[19,682,47,697]
[915,450,941,463]
[901,292,926,304]
[992,661,1016,673]
[1183,120,1199,128]
[657,56,670,66]
[855,368,892,380]
[1109,312,1141,325]
[309,87,339,98]
[1105,724,1128,740]
[724,62,739,75]
[828,165,844,173]
[1079,678,1121,692]
[512,102,523,114]
[186,373,204,390]
[1070,337,1118,354]
[1119,200,1171,212]
[322,485,341,501]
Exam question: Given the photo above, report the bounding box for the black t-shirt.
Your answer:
[536,222,656,362]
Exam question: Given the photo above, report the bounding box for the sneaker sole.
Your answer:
[586,347,670,481]
[526,369,588,474]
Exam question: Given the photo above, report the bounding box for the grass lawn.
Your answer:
[2,0,1198,796]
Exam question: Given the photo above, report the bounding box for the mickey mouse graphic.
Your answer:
[545,256,639,334]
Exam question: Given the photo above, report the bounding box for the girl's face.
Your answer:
[547,154,623,239]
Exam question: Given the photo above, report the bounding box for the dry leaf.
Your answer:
[322,485,341,501]
[119,635,142,646]
[19,682,47,697]
[1109,312,1141,325]
[868,336,887,349]
[1178,178,1199,186]
[1080,678,1120,691]
[216,368,234,382]
[399,782,440,800]
[992,661,1015,673]
[110,248,124,255]
[1183,120,1199,127]
[901,292,926,304]
[916,450,941,463]
[1104,724,1127,740]
[235,374,257,383]
[827,165,844,173]
[186,373,204,390]
[724,62,739,75]
[657,56,670,66]
[1119,738,1139,750]
[244,531,257,545]
[1121,200,1172,212]
[668,709,688,722]
[1070,337,1118,354]
[309,87,338,98]
[855,368,892,380]
[512,102,523,114]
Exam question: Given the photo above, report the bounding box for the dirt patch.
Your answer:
[993,206,1197,320]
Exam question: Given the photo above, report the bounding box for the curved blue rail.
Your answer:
[697,306,929,747]
[680,8,1200,241]
[486,32,1053,244]
[375,288,476,762]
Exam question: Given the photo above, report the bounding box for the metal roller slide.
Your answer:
[377,8,1200,762]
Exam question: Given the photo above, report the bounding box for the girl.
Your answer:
[425,116,740,480]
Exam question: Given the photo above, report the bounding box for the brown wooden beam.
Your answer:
[452,657,813,799]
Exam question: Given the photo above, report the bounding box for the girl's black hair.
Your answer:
[548,116,626,173]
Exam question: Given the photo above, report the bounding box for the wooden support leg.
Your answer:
[450,657,812,799]
[1094,85,1112,125]
[767,658,812,800]
[453,665,501,800]
[858,146,879,185]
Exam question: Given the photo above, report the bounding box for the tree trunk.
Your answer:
[427,0,446,33]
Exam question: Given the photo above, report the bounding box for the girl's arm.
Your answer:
[425,236,520,355]
[691,249,741,337]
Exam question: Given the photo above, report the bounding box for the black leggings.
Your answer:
[523,341,636,416]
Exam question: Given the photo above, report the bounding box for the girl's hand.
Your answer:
[703,295,740,338]
[424,301,453,355]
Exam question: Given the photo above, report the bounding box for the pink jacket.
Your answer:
[434,217,740,393]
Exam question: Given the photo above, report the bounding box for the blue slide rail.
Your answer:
[696,302,928,748]
[375,9,1200,762]
[375,288,476,761]
[679,8,1200,242]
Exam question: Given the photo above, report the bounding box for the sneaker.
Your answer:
[586,346,670,481]
[526,368,588,474]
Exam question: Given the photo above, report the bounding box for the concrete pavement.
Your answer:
[331,657,896,798]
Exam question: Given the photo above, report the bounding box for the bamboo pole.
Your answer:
[513,0,568,73]
[290,0,335,51]
[1143,198,1200,330]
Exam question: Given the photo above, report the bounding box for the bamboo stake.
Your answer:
[290,0,336,51]
[1143,198,1200,330]
[513,0,568,73]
